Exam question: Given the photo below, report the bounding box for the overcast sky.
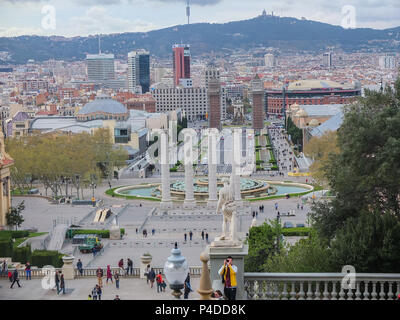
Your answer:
[0,0,399,37]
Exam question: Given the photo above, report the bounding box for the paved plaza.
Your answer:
[0,277,201,300]
[4,124,315,300]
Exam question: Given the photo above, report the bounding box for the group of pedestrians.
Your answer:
[184,230,209,242]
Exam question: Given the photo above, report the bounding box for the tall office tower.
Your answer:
[264,53,276,67]
[86,53,115,81]
[251,74,265,131]
[379,54,396,69]
[173,44,191,86]
[322,52,332,67]
[128,50,150,93]
[208,76,222,130]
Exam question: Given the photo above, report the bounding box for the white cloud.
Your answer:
[68,6,156,36]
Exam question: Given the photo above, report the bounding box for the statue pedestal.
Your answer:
[61,255,75,280]
[140,253,152,279]
[206,242,248,300]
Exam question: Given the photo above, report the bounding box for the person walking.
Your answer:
[10,269,21,288]
[184,233,187,242]
[118,259,124,275]
[275,202,278,210]
[148,268,156,288]
[156,272,164,293]
[205,233,209,243]
[59,273,66,295]
[2,260,7,277]
[91,285,98,300]
[96,267,103,287]
[77,259,83,276]
[114,271,120,289]
[189,230,193,241]
[106,265,113,284]
[201,230,205,240]
[144,264,151,284]
[54,270,60,292]
[183,273,192,299]
[127,258,133,275]
[218,256,238,301]
[25,262,31,280]
[96,284,102,300]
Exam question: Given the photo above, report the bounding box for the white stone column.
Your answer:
[207,129,218,208]
[232,129,242,207]
[160,130,173,210]
[183,129,196,209]
[183,164,195,209]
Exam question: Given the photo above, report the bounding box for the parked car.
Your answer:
[283,221,294,228]
[296,223,306,228]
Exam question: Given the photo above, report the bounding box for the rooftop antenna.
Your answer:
[98,34,101,54]
[186,0,190,25]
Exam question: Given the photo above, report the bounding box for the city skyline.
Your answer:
[0,0,400,37]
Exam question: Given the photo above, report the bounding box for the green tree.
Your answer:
[244,220,283,272]
[311,78,400,240]
[6,201,25,230]
[329,211,400,273]
[263,230,332,272]
[286,117,303,150]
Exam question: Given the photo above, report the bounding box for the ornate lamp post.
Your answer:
[164,242,189,299]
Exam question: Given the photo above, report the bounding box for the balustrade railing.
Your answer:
[2,266,203,279]
[244,273,400,300]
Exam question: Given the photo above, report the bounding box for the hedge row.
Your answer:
[0,230,30,240]
[0,239,13,257]
[12,245,32,264]
[67,228,125,239]
[281,227,311,237]
[31,250,64,268]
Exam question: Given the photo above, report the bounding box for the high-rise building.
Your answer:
[264,53,276,67]
[379,54,396,69]
[251,75,265,131]
[208,76,222,130]
[173,44,191,86]
[128,50,150,93]
[322,52,332,68]
[86,53,115,81]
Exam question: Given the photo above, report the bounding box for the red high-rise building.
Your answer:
[173,44,191,86]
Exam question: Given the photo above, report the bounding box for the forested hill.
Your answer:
[1,14,399,64]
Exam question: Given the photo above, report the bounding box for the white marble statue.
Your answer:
[215,176,238,241]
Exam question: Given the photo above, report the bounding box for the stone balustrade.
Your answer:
[1,266,204,279]
[244,273,400,300]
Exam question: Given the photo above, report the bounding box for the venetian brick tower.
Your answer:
[208,77,221,130]
[251,74,265,132]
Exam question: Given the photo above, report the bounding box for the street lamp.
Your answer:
[164,242,189,299]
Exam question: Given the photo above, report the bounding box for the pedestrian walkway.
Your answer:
[0,277,200,300]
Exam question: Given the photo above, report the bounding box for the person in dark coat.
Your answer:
[183,273,192,299]
[10,269,21,288]
[59,273,66,294]
[148,268,156,288]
